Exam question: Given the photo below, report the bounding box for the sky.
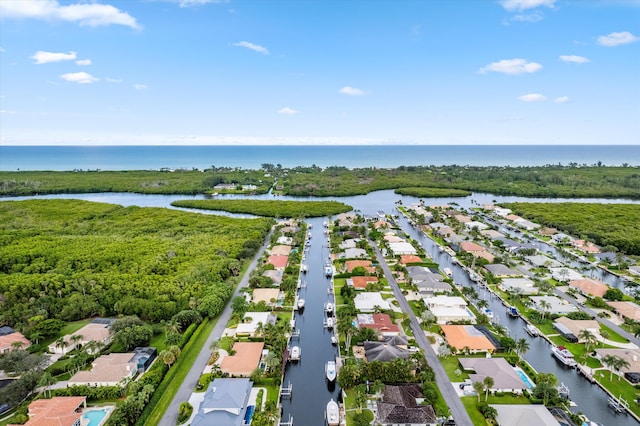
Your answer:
[0,0,639,146]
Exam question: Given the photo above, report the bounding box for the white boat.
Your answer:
[331,335,338,345]
[301,264,308,273]
[289,346,301,361]
[326,360,337,382]
[326,399,339,426]
[444,267,453,277]
[325,302,334,314]
[297,299,305,310]
[551,345,577,367]
[483,308,494,319]
[326,317,334,329]
[325,266,333,277]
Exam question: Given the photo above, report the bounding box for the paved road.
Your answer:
[371,242,473,426]
[159,229,273,426]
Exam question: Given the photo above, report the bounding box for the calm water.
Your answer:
[1,145,639,171]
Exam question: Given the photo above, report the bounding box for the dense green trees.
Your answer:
[0,199,273,329]
[503,202,640,255]
[171,199,352,218]
[394,187,471,197]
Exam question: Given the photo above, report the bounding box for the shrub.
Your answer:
[178,402,193,424]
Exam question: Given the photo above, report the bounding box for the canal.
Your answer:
[280,217,341,425]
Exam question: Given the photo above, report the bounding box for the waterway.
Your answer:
[3,190,640,425]
[280,217,341,425]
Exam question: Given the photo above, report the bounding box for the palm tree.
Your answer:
[38,371,55,398]
[602,354,618,381]
[338,315,356,354]
[11,341,25,351]
[54,337,67,354]
[477,299,489,311]
[611,355,630,381]
[539,300,551,320]
[515,338,529,358]
[264,351,280,374]
[483,376,494,402]
[70,334,83,350]
[165,319,181,335]
[159,349,176,368]
[599,329,609,347]
[578,329,598,353]
[169,345,181,359]
[30,331,43,345]
[473,381,484,403]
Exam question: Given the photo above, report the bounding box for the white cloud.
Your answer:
[76,59,92,66]
[559,55,590,63]
[518,93,547,102]
[500,0,557,11]
[554,96,570,103]
[339,86,368,96]
[0,109,16,114]
[509,12,544,22]
[277,107,299,115]
[232,41,269,55]
[31,50,77,64]
[478,58,542,74]
[60,71,99,84]
[0,0,139,29]
[0,47,5,52]
[597,31,639,47]
[178,0,229,7]
[134,84,148,90]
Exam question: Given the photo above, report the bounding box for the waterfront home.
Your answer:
[607,301,640,322]
[192,378,253,426]
[594,348,640,377]
[492,207,512,217]
[383,233,405,243]
[399,255,423,265]
[220,342,265,377]
[568,278,608,298]
[373,219,392,229]
[269,245,292,256]
[525,254,562,268]
[440,325,496,353]
[261,269,283,286]
[266,255,288,271]
[484,264,521,278]
[454,214,472,223]
[363,336,410,362]
[500,278,537,295]
[354,292,391,312]
[572,239,600,254]
[9,396,86,426]
[530,296,578,315]
[343,247,367,259]
[480,229,505,239]
[376,384,437,426]
[357,313,401,336]
[346,276,379,291]
[48,319,114,355]
[276,236,293,246]
[339,239,358,249]
[388,241,417,256]
[69,352,138,387]
[459,241,487,254]
[423,296,474,324]
[491,405,561,426]
[433,225,455,237]
[550,267,584,282]
[513,218,540,231]
[251,288,280,306]
[345,260,376,273]
[235,312,277,337]
[0,327,31,353]
[459,358,528,393]
[554,317,600,343]
[464,221,489,231]
[629,266,640,277]
[551,233,572,244]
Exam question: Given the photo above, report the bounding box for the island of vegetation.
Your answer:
[1,164,639,199]
[502,202,640,255]
[394,187,472,198]
[171,199,353,218]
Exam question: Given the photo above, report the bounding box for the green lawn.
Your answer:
[461,396,489,426]
[146,318,214,425]
[149,330,168,353]
[600,324,630,343]
[42,318,92,348]
[593,371,640,418]
[440,356,468,381]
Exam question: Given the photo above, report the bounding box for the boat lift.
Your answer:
[279,382,293,399]
[278,415,294,426]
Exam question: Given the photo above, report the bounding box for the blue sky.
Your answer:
[1,0,638,145]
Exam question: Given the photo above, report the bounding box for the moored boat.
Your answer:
[525,323,539,337]
[444,267,453,277]
[326,399,339,426]
[551,345,576,367]
[325,266,333,277]
[297,299,305,310]
[326,360,337,382]
[325,302,334,314]
[326,317,334,329]
[290,345,301,361]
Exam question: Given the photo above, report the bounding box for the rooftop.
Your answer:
[441,325,495,352]
[220,342,265,377]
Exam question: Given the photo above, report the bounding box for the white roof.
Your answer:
[429,306,475,323]
[354,293,391,312]
[501,278,537,295]
[550,267,584,282]
[424,295,467,308]
[236,312,275,335]
[388,242,417,255]
[530,296,578,315]
[464,221,489,230]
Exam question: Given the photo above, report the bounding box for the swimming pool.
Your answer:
[243,405,255,424]
[83,408,110,426]
[515,368,535,389]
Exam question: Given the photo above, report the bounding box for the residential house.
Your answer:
[513,218,540,231]
[269,245,291,256]
[363,336,410,362]
[573,239,600,254]
[493,207,512,217]
[347,276,379,291]
[354,292,391,312]
[569,278,609,298]
[550,267,584,282]
[388,242,417,256]
[357,313,401,336]
[276,236,293,246]
[423,296,474,324]
[339,239,359,249]
[266,255,288,271]
[530,296,578,315]
[344,247,367,259]
[48,319,114,355]
[484,264,521,278]
[594,348,640,376]
[220,342,265,377]
[383,233,405,243]
[10,396,86,426]
[464,221,489,231]
[261,269,283,286]
[525,255,562,268]
[607,301,640,322]
[399,255,423,265]
[192,378,253,426]
[500,278,537,295]
[376,384,437,426]
[629,266,640,277]
[69,352,137,387]
[491,405,561,426]
[440,325,496,353]
[373,220,392,229]
[480,229,505,239]
[235,312,277,337]
[551,233,571,244]
[553,316,599,344]
[408,266,450,295]
[460,241,495,263]
[459,358,528,393]
[0,327,31,353]
[345,260,376,273]
[251,288,280,306]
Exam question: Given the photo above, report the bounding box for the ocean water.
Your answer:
[0,145,638,171]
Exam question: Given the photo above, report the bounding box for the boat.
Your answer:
[331,335,338,345]
[326,317,334,329]
[444,267,453,277]
[326,399,339,426]
[525,323,539,337]
[483,308,494,319]
[301,264,308,274]
[289,346,301,361]
[297,299,305,310]
[326,360,337,382]
[507,306,519,317]
[551,345,577,367]
[325,302,334,314]
[325,266,333,277]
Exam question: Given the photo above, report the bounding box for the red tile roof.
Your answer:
[220,342,265,377]
[345,260,375,273]
[460,241,486,253]
[350,276,379,290]
[400,255,423,265]
[14,396,86,426]
[267,255,289,270]
[0,331,31,352]
[358,313,400,334]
